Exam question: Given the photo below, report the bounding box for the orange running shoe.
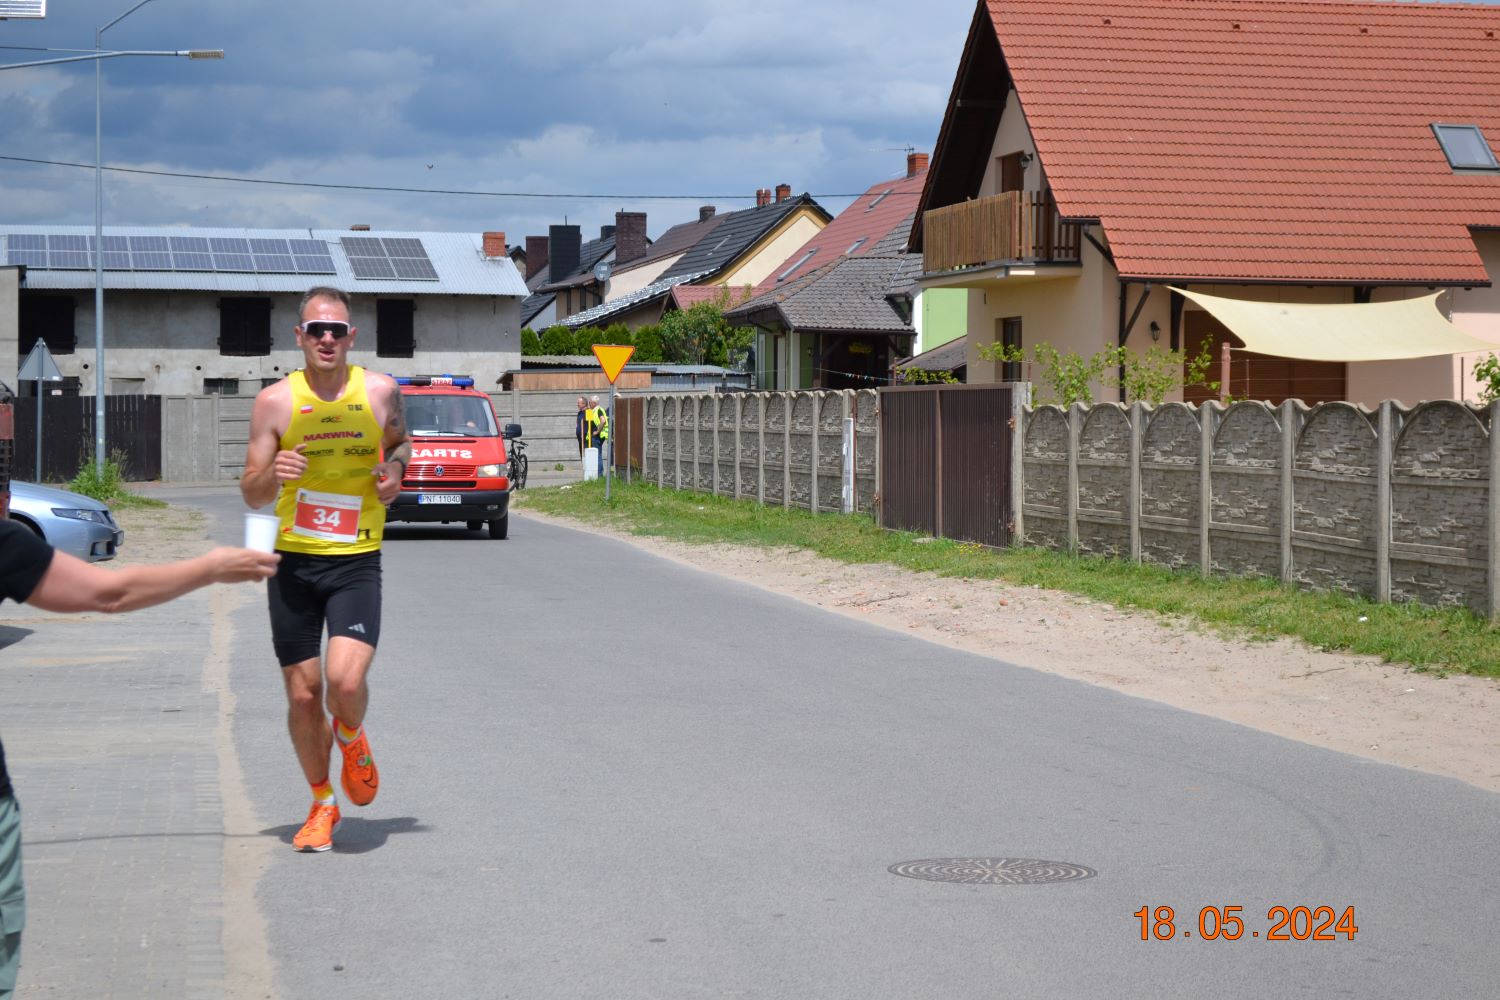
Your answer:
[339,729,379,806]
[292,802,341,852]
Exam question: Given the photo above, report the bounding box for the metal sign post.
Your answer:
[591,344,636,502]
[18,340,63,480]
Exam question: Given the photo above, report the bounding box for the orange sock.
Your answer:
[311,779,336,805]
[336,720,361,744]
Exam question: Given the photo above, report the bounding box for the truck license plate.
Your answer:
[418,494,462,504]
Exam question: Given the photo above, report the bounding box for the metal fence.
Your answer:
[877,383,1021,547]
[9,395,163,483]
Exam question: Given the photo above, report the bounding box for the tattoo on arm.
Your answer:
[384,383,412,470]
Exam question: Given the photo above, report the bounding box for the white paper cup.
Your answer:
[243,512,280,553]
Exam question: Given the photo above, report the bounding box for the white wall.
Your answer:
[977,89,1039,196]
[605,253,682,300]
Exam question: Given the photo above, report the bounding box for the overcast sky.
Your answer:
[0,1,972,245]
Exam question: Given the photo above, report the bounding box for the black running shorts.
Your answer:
[267,550,382,666]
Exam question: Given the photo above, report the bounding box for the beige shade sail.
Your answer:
[1169,287,1499,362]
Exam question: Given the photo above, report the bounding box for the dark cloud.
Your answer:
[0,0,970,237]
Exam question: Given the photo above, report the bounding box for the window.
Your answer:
[18,295,76,356]
[377,299,416,357]
[866,188,894,211]
[203,378,240,395]
[777,249,817,283]
[997,316,1023,382]
[218,297,272,356]
[1433,124,1500,171]
[844,238,868,255]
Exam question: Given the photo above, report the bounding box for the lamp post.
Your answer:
[91,0,222,474]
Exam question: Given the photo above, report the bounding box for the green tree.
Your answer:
[632,324,664,363]
[1472,354,1500,404]
[539,324,576,355]
[520,328,543,356]
[657,288,755,368]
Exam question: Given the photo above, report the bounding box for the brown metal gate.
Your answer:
[878,383,1016,547]
[10,395,163,483]
[613,395,645,478]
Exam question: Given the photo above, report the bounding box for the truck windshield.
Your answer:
[405,394,498,436]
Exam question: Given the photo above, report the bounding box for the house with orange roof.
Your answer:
[721,153,970,389]
[912,0,1500,405]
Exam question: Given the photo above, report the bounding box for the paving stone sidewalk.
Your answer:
[0,590,230,999]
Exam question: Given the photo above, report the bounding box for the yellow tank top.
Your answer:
[273,366,386,555]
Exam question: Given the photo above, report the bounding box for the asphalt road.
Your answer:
[13,485,1500,998]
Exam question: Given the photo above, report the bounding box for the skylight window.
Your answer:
[866,189,895,211]
[777,248,817,282]
[1432,124,1500,171]
[845,238,868,255]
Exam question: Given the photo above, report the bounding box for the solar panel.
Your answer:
[49,234,88,252]
[7,249,46,267]
[209,237,251,255]
[250,238,290,255]
[342,237,386,257]
[288,239,328,255]
[391,257,439,280]
[170,236,211,254]
[254,254,295,273]
[129,235,169,252]
[348,256,396,279]
[102,252,132,270]
[98,235,129,252]
[51,251,92,269]
[173,252,214,271]
[381,238,425,257]
[293,254,336,274]
[132,251,172,270]
[214,253,255,271]
[8,234,45,250]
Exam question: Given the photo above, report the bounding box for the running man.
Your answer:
[239,286,412,852]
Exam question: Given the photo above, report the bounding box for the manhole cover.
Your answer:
[888,858,1097,885]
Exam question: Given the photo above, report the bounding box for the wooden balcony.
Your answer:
[922,190,1081,273]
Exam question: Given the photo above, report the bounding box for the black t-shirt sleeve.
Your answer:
[0,519,54,605]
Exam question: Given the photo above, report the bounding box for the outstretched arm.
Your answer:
[27,546,278,614]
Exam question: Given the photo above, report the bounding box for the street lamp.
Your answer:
[93,0,222,474]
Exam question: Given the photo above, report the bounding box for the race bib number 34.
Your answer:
[292,488,362,543]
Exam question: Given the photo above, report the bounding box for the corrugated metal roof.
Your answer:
[4,224,527,296]
[965,0,1500,285]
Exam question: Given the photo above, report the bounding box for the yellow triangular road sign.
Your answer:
[592,344,636,384]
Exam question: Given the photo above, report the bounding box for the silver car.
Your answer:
[6,480,125,562]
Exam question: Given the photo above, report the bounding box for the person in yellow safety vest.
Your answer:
[585,395,610,476]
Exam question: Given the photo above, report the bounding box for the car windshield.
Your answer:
[405,394,498,436]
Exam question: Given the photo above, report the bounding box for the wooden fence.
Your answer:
[8,395,163,483]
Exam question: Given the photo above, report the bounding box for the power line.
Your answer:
[0,154,926,202]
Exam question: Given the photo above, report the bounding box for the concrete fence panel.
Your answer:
[1139,403,1202,571]
[1210,401,1283,580]
[1292,402,1378,599]
[1021,405,1069,551]
[1076,404,1131,560]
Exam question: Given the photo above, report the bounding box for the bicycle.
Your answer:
[507,434,528,489]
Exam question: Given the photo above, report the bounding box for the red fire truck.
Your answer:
[384,375,518,539]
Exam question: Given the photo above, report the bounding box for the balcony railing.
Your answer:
[922,190,1081,273]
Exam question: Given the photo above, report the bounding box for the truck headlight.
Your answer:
[477,463,504,477]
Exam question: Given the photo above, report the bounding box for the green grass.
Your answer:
[516,478,1500,678]
[68,453,167,510]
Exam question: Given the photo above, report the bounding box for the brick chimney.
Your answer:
[525,235,549,280]
[699,205,716,222]
[350,224,371,231]
[548,224,582,280]
[906,151,929,177]
[614,211,647,266]
[755,188,770,207]
[600,224,616,240]
[482,231,507,258]
[774,183,791,203]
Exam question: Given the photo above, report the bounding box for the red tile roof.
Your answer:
[985,0,1500,284]
[761,167,927,289]
[669,284,741,311]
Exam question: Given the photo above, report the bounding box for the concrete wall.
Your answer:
[641,390,879,514]
[0,268,17,392]
[33,290,522,397]
[1021,398,1500,618]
